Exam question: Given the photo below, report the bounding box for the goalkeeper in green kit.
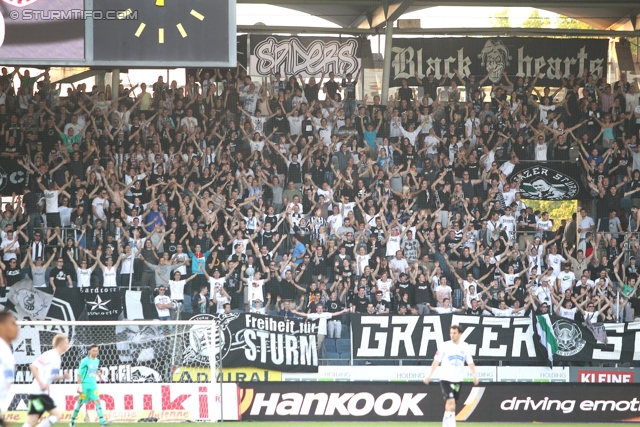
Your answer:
[70,345,110,427]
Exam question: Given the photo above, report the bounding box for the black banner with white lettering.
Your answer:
[249,35,363,78]
[0,157,28,195]
[239,382,640,422]
[389,37,607,88]
[239,382,439,421]
[509,162,589,200]
[80,286,122,321]
[187,313,319,372]
[351,314,639,363]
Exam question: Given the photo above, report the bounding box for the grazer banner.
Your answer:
[350,314,640,363]
[186,313,320,373]
[509,162,590,200]
[389,37,608,88]
[249,35,362,78]
[238,382,640,422]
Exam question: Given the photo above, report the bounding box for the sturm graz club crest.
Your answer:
[510,165,579,201]
[184,313,239,365]
[553,319,586,357]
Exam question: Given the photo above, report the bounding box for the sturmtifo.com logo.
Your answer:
[511,166,579,201]
[553,319,586,357]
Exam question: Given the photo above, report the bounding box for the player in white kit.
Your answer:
[424,325,479,427]
[0,311,20,427]
[23,334,72,427]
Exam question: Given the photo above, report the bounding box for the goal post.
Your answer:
[9,320,237,423]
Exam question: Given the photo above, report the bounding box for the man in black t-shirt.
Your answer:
[467,299,483,316]
[49,258,72,293]
[326,290,344,339]
[352,287,370,313]
[373,291,389,314]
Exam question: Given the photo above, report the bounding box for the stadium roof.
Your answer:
[237,0,640,32]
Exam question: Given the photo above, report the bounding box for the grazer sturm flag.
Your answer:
[509,163,589,200]
[536,313,559,366]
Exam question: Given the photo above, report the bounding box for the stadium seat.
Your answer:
[336,338,351,345]
[341,326,350,339]
[336,339,351,353]
[324,352,347,366]
[323,338,336,354]
[339,352,351,363]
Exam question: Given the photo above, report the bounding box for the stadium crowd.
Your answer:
[0,64,639,329]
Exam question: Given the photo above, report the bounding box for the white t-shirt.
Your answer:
[44,190,60,213]
[547,254,566,277]
[0,237,18,261]
[154,295,173,317]
[492,307,514,317]
[306,312,333,335]
[327,214,343,233]
[578,217,595,239]
[558,307,577,320]
[30,349,62,395]
[376,278,393,302]
[169,279,186,301]
[0,337,15,408]
[172,253,189,276]
[216,295,230,314]
[249,279,265,303]
[434,340,474,383]
[92,197,109,220]
[424,135,440,154]
[535,286,553,306]
[209,277,225,295]
[534,143,548,161]
[59,206,73,226]
[251,116,267,135]
[389,257,409,274]
[583,310,600,324]
[103,266,117,287]
[77,268,92,288]
[386,235,401,257]
[558,271,576,293]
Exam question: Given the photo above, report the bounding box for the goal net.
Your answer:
[7,319,239,423]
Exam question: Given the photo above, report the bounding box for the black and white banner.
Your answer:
[0,157,27,195]
[249,35,362,78]
[239,382,640,422]
[186,313,319,372]
[80,286,122,321]
[351,314,640,363]
[509,162,590,201]
[389,37,608,88]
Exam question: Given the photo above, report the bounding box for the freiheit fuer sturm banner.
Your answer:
[389,37,608,88]
[187,313,320,373]
[351,314,640,363]
[238,382,640,422]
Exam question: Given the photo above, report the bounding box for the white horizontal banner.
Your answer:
[281,366,497,382]
[2,383,239,422]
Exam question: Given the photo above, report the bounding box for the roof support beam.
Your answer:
[237,25,640,37]
[358,0,416,29]
[411,0,640,8]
